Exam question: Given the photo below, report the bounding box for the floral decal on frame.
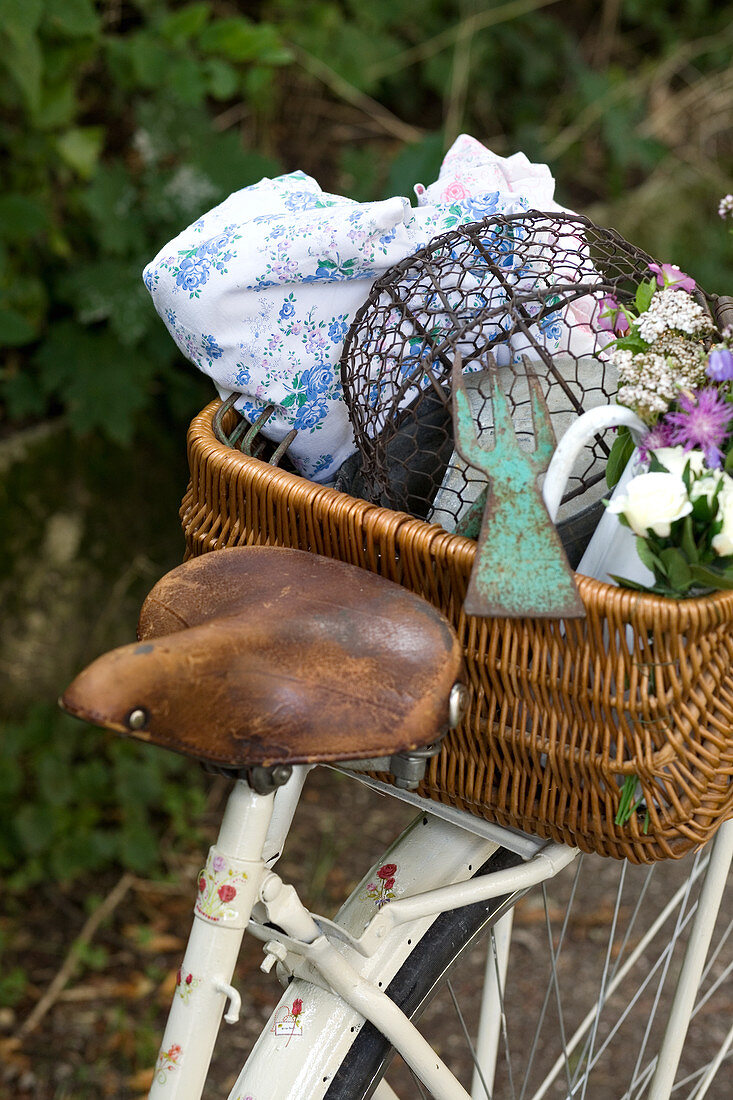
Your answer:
[175,967,202,1004]
[154,1042,182,1084]
[271,997,304,1046]
[361,863,398,908]
[195,851,248,923]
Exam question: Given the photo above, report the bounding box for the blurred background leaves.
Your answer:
[0,0,731,883]
[1,0,731,442]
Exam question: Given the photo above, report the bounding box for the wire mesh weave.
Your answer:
[340,211,656,541]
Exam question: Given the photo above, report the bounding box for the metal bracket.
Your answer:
[200,761,293,795]
[250,841,577,961]
[211,395,299,464]
[339,733,450,791]
[247,764,294,795]
[214,980,242,1024]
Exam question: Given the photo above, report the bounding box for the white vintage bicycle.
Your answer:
[61,406,733,1100]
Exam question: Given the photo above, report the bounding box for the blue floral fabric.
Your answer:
[143,136,585,483]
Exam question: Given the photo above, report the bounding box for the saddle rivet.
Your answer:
[448,683,469,729]
[127,707,148,731]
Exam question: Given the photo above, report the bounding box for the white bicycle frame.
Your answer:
[148,767,733,1100]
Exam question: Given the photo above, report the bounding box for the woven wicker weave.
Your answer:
[181,401,733,862]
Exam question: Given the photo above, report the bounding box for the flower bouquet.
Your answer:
[599,253,733,598]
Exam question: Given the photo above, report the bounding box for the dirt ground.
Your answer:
[3,767,730,1100]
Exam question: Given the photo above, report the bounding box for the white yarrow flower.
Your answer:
[636,288,712,342]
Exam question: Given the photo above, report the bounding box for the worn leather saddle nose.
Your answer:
[61,547,464,768]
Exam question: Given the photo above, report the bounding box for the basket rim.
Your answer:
[190,398,733,624]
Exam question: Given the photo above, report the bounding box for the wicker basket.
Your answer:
[181,400,733,863]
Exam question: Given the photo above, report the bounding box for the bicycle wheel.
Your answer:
[231,814,733,1100]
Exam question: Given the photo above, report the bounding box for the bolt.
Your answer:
[127,708,147,731]
[261,939,288,974]
[448,683,469,728]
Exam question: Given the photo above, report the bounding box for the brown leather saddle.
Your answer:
[61,547,464,774]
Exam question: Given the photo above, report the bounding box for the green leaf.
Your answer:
[387,132,445,203]
[33,77,78,130]
[128,33,171,87]
[1,370,42,418]
[81,167,146,256]
[34,322,155,443]
[609,573,653,592]
[680,516,699,562]
[56,127,104,178]
[0,24,43,113]
[166,55,208,106]
[611,333,647,354]
[615,774,642,825]
[119,818,158,872]
[14,804,55,855]
[0,308,37,346]
[634,277,656,314]
[606,428,635,488]
[44,0,100,38]
[2,0,43,34]
[659,547,692,591]
[199,18,289,63]
[691,493,714,523]
[159,2,210,44]
[205,58,239,100]
[0,195,48,240]
[689,564,733,591]
[635,536,663,573]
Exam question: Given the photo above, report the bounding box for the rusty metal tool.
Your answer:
[451,352,585,619]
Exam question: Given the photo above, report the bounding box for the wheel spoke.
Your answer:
[573,860,628,1100]
[518,856,584,1100]
[624,860,699,1098]
[541,882,575,1098]
[446,978,494,1100]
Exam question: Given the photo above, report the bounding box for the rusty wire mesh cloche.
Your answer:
[339,211,663,564]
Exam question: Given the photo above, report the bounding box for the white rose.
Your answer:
[712,489,733,557]
[607,471,693,537]
[651,447,706,478]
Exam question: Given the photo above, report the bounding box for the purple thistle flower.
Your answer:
[648,262,696,293]
[666,388,733,468]
[706,347,733,382]
[637,421,674,463]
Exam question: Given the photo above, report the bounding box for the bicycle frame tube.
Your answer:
[149,780,276,1099]
[152,769,581,1100]
[230,811,499,1099]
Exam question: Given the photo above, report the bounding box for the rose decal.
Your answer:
[195,851,247,922]
[175,967,202,1004]
[362,863,399,908]
[155,1042,182,1084]
[272,997,305,1045]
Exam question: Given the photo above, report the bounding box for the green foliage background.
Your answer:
[0,0,731,892]
[2,0,731,441]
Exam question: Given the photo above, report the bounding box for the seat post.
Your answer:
[149,779,275,1100]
